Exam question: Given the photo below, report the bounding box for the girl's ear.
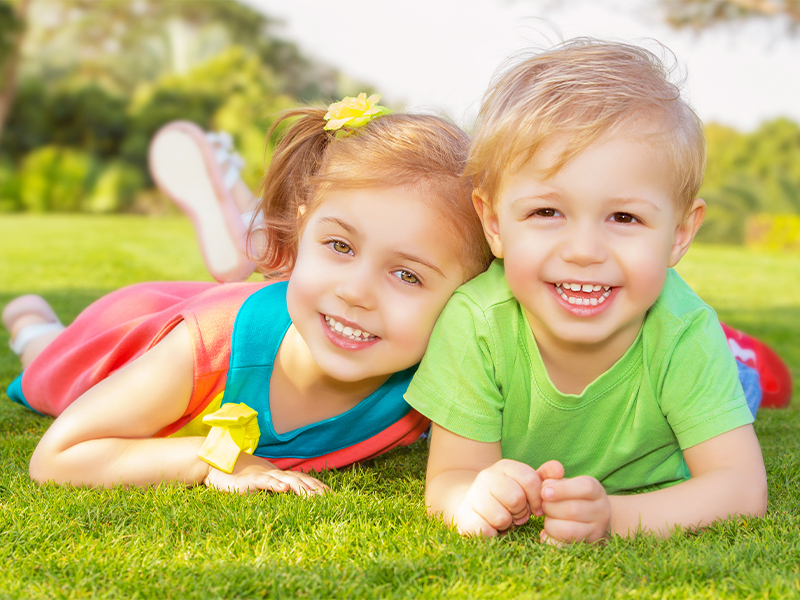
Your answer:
[472,190,504,259]
[668,198,706,267]
[297,204,307,217]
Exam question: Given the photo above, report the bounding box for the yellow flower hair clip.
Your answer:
[324,93,392,137]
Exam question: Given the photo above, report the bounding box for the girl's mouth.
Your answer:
[324,315,377,342]
[554,282,613,306]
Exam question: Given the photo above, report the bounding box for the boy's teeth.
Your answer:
[324,315,375,341]
[556,282,613,306]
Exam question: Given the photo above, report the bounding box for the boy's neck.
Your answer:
[526,312,645,396]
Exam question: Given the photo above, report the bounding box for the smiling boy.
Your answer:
[405,39,767,544]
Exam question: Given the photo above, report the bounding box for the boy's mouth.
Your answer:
[324,315,377,342]
[554,283,612,306]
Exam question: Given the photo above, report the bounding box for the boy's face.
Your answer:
[475,133,705,355]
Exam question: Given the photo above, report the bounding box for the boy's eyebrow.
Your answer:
[511,192,561,206]
[611,197,662,211]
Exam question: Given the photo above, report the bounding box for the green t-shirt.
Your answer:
[406,260,753,494]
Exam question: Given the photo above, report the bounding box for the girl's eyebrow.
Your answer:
[319,217,358,235]
[393,252,445,277]
[319,216,446,278]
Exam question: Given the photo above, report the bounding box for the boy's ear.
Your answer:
[472,190,504,259]
[668,198,706,267]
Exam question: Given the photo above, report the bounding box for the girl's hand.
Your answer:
[540,475,611,545]
[204,455,329,496]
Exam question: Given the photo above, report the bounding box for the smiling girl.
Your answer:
[2,96,491,494]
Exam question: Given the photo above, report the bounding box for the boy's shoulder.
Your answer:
[643,269,723,356]
[454,259,518,310]
[648,269,714,323]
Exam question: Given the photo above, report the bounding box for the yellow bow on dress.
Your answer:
[197,403,260,474]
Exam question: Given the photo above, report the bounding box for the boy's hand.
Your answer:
[454,459,543,537]
[540,474,611,545]
[204,456,329,496]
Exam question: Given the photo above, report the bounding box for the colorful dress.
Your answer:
[7,280,429,472]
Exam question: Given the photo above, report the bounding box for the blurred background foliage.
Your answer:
[0,0,798,249]
[0,0,369,215]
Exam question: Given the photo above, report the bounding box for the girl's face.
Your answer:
[286,186,466,383]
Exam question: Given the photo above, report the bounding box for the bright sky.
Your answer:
[246,0,800,132]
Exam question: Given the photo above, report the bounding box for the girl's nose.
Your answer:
[335,263,376,310]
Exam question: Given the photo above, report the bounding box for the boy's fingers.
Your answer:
[537,460,564,482]
[543,517,605,544]
[542,475,604,502]
[456,513,498,538]
[495,460,542,515]
[542,498,596,523]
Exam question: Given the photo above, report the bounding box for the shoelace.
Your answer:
[206,131,246,189]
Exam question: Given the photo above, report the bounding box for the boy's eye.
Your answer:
[611,212,638,224]
[328,240,353,254]
[532,208,560,218]
[393,270,420,285]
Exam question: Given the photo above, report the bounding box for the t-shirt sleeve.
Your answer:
[657,306,754,449]
[404,292,505,442]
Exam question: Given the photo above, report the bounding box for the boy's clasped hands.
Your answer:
[454,459,611,545]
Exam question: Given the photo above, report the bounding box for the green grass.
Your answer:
[1,214,798,600]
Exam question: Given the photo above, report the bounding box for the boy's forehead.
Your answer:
[508,119,672,181]
[499,129,681,209]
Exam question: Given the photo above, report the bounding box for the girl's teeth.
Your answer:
[325,316,375,341]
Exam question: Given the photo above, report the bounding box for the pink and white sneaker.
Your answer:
[149,121,256,283]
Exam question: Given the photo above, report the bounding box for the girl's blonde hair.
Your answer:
[466,38,706,220]
[253,108,492,279]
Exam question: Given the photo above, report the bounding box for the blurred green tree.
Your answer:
[660,0,799,29]
[0,0,29,146]
[698,118,800,242]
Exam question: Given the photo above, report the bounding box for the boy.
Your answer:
[405,39,767,544]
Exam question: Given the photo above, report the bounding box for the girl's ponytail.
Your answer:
[252,107,333,274]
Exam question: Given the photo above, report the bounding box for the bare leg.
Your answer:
[2,295,64,369]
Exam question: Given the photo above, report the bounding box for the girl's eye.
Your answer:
[532,208,560,218]
[611,212,638,224]
[328,240,353,254]
[394,270,420,285]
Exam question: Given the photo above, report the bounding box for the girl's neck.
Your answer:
[269,325,389,434]
[528,314,644,396]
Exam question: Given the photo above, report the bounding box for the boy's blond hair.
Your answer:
[466,38,706,220]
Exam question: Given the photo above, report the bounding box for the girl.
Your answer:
[2,95,492,494]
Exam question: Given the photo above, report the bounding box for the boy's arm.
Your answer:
[29,323,325,495]
[540,424,767,543]
[426,423,546,537]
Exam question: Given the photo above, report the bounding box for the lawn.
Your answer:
[1,214,798,600]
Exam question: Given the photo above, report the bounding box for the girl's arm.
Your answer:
[29,323,326,494]
[425,423,546,536]
[540,424,768,543]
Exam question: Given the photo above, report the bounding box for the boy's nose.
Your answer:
[559,222,608,266]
